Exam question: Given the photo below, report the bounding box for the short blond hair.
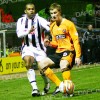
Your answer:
[49,3,61,13]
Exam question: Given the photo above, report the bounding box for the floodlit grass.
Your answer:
[0,65,100,100]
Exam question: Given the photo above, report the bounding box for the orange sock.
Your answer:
[62,70,71,80]
[44,67,61,86]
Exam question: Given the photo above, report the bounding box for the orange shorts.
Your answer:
[61,51,75,68]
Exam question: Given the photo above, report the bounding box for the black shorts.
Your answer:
[48,50,75,69]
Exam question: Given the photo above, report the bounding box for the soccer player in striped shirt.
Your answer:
[16,3,51,96]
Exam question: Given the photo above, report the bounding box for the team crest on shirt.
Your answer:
[63,52,67,56]
[62,29,66,33]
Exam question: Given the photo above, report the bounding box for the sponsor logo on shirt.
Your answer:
[62,29,66,33]
[56,34,66,39]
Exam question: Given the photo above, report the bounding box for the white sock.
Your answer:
[27,69,38,90]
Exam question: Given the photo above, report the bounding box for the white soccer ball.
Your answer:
[59,80,75,95]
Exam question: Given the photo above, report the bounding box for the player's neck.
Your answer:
[27,14,35,19]
[56,16,63,26]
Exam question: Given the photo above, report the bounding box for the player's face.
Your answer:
[50,8,61,22]
[88,25,93,31]
[25,4,35,19]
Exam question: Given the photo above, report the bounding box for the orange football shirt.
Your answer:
[50,18,81,58]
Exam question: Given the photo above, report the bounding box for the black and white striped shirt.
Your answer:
[16,14,50,51]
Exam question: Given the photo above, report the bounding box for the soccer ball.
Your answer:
[59,80,75,95]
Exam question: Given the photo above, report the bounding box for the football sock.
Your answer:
[44,67,61,86]
[27,69,38,90]
[41,72,50,84]
[62,70,71,80]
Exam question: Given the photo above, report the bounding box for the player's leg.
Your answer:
[40,71,50,95]
[23,56,40,96]
[52,59,71,95]
[38,57,61,87]
[60,51,75,80]
[60,60,71,80]
[22,46,40,96]
[34,50,51,95]
[60,51,75,96]
[38,57,62,95]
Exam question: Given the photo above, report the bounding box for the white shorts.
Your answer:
[21,45,47,62]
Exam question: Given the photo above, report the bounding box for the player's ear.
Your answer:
[24,10,26,14]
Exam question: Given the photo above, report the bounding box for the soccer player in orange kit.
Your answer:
[38,3,82,95]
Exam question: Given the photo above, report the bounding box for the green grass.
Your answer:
[0,65,100,100]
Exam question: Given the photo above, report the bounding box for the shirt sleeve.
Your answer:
[69,22,81,58]
[38,16,50,31]
[16,18,29,38]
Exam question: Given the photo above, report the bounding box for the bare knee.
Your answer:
[60,60,70,72]
[38,57,54,70]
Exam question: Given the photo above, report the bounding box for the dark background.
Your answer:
[0,0,98,22]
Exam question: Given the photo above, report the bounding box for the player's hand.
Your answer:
[44,39,50,47]
[75,58,81,66]
[29,26,36,34]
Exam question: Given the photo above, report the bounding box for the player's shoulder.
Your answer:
[63,18,74,25]
[63,18,76,29]
[37,13,47,21]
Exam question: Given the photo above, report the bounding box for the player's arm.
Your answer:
[38,16,50,31]
[69,22,81,57]
[44,22,58,48]
[38,16,57,44]
[69,22,81,65]
[44,35,57,48]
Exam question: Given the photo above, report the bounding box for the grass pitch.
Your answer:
[0,65,100,100]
